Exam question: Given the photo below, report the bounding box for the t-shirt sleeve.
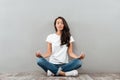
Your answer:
[70,36,75,43]
[46,35,52,43]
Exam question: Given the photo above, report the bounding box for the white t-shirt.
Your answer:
[46,33,74,64]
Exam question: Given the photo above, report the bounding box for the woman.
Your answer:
[36,16,85,76]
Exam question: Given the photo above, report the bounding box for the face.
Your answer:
[55,18,64,31]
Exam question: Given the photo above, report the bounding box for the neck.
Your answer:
[56,31,62,36]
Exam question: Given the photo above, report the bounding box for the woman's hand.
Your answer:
[79,52,85,59]
[35,50,42,58]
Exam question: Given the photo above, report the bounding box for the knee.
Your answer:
[36,58,44,65]
[76,59,82,67]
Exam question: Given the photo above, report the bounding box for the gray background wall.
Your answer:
[0,0,120,73]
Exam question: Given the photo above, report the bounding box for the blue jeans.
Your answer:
[37,57,82,75]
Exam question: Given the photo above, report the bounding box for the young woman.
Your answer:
[36,16,85,76]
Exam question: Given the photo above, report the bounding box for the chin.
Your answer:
[57,29,63,31]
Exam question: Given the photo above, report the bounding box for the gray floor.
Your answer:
[0,71,120,80]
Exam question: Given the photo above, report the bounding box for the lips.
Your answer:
[58,26,63,28]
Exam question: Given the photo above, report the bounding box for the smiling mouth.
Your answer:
[58,26,63,28]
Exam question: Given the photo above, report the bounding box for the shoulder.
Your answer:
[46,33,56,43]
[47,33,55,38]
[46,33,56,40]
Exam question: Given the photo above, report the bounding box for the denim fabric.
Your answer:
[37,57,82,75]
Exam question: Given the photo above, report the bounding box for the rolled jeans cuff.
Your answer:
[56,67,62,75]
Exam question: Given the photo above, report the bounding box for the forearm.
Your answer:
[41,52,51,58]
[69,52,79,59]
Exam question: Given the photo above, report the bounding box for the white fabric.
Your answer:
[47,70,54,76]
[65,70,78,76]
[46,33,74,64]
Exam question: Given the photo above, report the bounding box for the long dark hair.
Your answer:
[54,16,71,47]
